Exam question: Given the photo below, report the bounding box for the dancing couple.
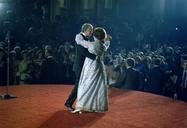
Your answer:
[64,23,111,113]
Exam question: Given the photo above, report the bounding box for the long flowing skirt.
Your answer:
[76,58,108,112]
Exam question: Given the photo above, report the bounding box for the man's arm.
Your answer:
[103,34,111,50]
[76,33,110,49]
[77,45,96,60]
[75,34,89,48]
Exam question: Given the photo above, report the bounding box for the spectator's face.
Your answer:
[38,52,43,59]
[69,54,75,62]
[23,53,27,60]
[64,46,69,53]
[121,61,127,69]
[117,57,123,64]
[15,47,21,53]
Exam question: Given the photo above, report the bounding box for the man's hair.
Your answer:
[93,27,106,41]
[81,23,93,32]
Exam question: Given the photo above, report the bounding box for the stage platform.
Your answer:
[0,85,187,128]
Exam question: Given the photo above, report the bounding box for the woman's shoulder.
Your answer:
[94,40,105,49]
[94,40,104,46]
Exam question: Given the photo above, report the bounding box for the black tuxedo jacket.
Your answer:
[123,68,140,90]
[147,66,165,94]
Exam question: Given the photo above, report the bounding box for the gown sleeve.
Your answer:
[87,40,105,57]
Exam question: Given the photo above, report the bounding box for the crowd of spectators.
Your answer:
[105,44,187,102]
[0,2,186,101]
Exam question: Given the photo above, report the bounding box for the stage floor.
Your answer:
[0,85,187,128]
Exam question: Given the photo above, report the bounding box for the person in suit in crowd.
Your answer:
[147,58,165,95]
[0,47,7,86]
[121,58,140,90]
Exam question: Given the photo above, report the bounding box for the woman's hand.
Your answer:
[104,34,112,41]
[96,56,101,61]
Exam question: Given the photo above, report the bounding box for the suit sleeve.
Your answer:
[75,34,91,48]
[78,45,96,60]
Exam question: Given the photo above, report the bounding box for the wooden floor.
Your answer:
[0,85,187,128]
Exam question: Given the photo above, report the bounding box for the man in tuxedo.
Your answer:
[64,23,96,111]
[122,58,140,90]
[147,58,165,95]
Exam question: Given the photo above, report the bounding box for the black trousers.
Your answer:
[65,70,81,106]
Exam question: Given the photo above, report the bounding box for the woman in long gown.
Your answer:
[73,27,110,113]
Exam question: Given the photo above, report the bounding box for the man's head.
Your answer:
[126,58,135,68]
[81,23,93,37]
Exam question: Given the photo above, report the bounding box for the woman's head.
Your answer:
[93,27,106,41]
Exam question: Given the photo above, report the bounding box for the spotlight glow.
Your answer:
[0,3,3,9]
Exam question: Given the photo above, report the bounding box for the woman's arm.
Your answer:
[104,41,110,51]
